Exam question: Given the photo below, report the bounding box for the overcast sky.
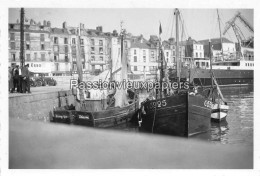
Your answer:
[9,8,253,42]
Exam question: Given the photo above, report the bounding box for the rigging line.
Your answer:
[179,10,189,38]
[165,10,172,40]
[151,65,159,133]
[170,9,175,38]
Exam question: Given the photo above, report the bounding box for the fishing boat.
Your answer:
[52,24,139,128]
[138,9,213,137]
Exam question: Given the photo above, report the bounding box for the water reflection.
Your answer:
[112,85,253,146]
[210,121,229,144]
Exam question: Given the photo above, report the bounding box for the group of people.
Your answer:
[8,63,31,94]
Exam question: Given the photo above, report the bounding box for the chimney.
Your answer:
[47,21,51,27]
[63,22,67,29]
[43,20,47,26]
[80,23,84,29]
[96,26,103,32]
[112,30,118,37]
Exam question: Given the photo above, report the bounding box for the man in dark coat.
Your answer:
[21,64,31,93]
[11,65,20,93]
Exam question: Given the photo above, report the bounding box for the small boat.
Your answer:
[52,24,139,128]
[210,74,229,122]
[211,102,229,122]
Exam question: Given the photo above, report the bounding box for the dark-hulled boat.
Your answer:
[53,98,139,128]
[138,9,212,137]
[52,25,139,128]
[140,92,212,136]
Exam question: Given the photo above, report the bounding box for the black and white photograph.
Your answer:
[0,0,259,175]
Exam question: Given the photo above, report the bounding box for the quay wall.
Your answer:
[9,90,75,121]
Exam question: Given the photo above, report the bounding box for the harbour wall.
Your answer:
[9,90,75,121]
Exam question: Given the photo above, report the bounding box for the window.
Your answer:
[26,44,30,50]
[80,39,84,45]
[54,37,58,44]
[73,63,77,71]
[53,46,59,52]
[64,38,68,44]
[143,56,146,62]
[166,52,169,57]
[201,62,205,66]
[26,54,30,61]
[206,62,209,68]
[99,47,103,54]
[55,63,59,71]
[10,42,15,50]
[41,44,45,50]
[54,55,58,62]
[134,49,136,55]
[25,33,30,41]
[40,34,45,42]
[134,66,137,71]
[143,50,146,56]
[91,56,95,61]
[99,40,103,46]
[12,53,15,61]
[134,56,137,62]
[72,38,76,45]
[65,46,69,53]
[81,53,85,61]
[91,39,94,45]
[65,55,69,62]
[195,52,198,58]
[91,47,95,54]
[10,33,15,40]
[41,54,45,61]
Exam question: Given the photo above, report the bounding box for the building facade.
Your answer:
[199,38,236,61]
[9,20,53,76]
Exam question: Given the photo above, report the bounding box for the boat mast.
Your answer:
[175,9,180,90]
[76,24,83,83]
[217,9,224,55]
[159,41,163,99]
[209,39,213,88]
[20,8,25,67]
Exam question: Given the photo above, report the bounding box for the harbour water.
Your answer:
[113,85,254,146]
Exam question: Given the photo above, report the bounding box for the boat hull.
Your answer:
[53,100,139,128]
[211,104,229,122]
[180,68,253,86]
[139,93,211,137]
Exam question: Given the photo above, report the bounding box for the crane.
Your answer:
[222,12,254,59]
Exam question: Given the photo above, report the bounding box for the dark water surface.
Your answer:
[113,85,254,146]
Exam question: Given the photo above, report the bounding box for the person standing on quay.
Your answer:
[9,66,14,93]
[12,65,20,93]
[21,64,31,93]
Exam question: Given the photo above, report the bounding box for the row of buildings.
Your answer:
[9,18,247,77]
